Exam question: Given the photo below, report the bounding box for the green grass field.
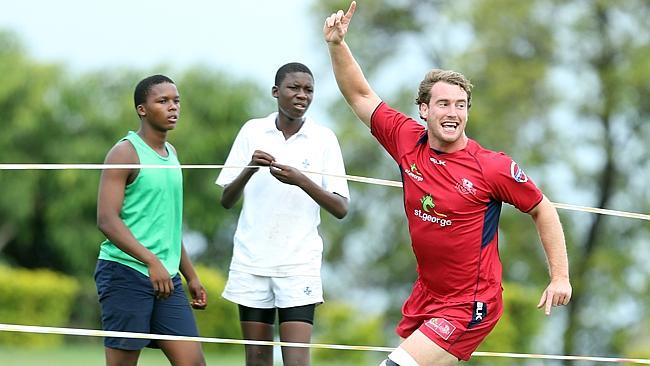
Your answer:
[0,343,240,365]
[0,342,384,365]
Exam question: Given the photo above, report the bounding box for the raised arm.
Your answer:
[528,195,572,315]
[324,1,381,128]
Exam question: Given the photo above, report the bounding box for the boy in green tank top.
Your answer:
[95,74,207,366]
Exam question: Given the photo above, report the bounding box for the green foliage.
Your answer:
[0,266,79,347]
[313,301,386,364]
[2,0,650,358]
[0,33,270,277]
[472,283,544,366]
[312,0,650,359]
[186,265,240,352]
[173,67,272,271]
[619,314,650,359]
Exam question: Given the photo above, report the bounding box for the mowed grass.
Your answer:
[0,342,241,366]
[0,341,384,365]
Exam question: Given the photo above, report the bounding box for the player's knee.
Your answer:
[245,345,273,366]
[380,347,420,366]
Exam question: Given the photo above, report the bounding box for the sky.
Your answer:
[0,0,333,97]
[0,0,431,126]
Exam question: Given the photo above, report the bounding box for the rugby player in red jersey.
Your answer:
[324,3,572,365]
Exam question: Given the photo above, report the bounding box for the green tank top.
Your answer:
[98,131,183,277]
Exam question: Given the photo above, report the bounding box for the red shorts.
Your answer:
[396,280,503,361]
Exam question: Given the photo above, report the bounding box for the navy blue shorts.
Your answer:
[94,259,199,350]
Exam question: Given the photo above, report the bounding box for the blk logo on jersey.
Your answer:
[425,318,456,340]
[302,159,311,169]
[430,157,446,166]
[510,161,528,183]
[405,163,424,182]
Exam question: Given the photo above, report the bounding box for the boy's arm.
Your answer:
[179,243,207,309]
[96,141,173,298]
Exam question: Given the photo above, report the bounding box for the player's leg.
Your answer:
[105,348,141,366]
[384,296,503,365]
[378,281,458,366]
[153,274,206,366]
[377,332,457,366]
[395,330,458,366]
[95,260,159,366]
[278,304,315,366]
[158,341,205,366]
[240,305,276,366]
[222,270,277,366]
[273,275,322,366]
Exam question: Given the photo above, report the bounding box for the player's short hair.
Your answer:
[275,63,313,86]
[415,69,473,108]
[134,74,175,108]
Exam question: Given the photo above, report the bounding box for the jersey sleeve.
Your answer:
[370,102,426,162]
[215,122,252,187]
[483,152,543,213]
[321,130,350,200]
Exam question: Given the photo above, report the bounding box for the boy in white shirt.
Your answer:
[216,62,350,366]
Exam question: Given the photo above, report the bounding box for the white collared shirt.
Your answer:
[216,113,350,277]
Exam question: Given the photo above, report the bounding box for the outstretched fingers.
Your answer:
[324,1,357,42]
[335,2,356,30]
[343,1,357,23]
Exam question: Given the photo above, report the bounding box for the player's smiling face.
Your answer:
[419,81,468,151]
[273,72,314,120]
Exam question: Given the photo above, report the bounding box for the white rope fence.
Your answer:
[2,163,649,363]
[1,163,648,221]
[0,324,649,364]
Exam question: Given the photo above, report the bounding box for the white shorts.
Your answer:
[222,270,323,308]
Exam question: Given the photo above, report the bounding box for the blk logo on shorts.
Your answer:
[469,301,487,328]
[425,318,456,340]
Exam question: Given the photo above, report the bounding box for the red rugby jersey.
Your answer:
[371,102,543,302]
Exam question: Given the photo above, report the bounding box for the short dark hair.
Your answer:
[274,63,313,86]
[133,74,175,108]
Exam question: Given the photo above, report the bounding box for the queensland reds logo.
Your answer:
[510,161,528,183]
[425,318,456,340]
[456,178,477,195]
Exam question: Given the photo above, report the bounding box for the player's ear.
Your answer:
[418,102,428,121]
[136,104,146,118]
[272,85,279,99]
